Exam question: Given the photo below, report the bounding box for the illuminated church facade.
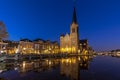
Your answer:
[60,7,90,54]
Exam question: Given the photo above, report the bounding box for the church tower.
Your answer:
[60,7,79,54]
[70,7,79,53]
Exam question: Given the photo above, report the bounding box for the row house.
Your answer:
[33,39,45,54]
[33,39,59,54]
[1,39,59,54]
[19,39,34,54]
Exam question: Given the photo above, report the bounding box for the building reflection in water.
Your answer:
[60,56,92,80]
[19,59,60,73]
[0,56,93,80]
[0,59,60,74]
[0,62,16,73]
[60,57,80,80]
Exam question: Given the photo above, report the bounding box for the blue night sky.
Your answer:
[0,0,120,51]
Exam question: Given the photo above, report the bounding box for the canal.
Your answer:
[0,55,120,80]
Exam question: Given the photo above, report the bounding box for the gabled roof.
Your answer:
[33,38,44,42]
[20,38,32,42]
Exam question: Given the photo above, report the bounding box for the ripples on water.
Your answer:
[0,55,120,80]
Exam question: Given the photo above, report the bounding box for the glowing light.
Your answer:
[1,51,4,53]
[78,50,80,53]
[14,67,18,70]
[66,48,69,51]
[66,59,69,63]
[23,48,26,50]
[15,49,19,53]
[78,57,81,61]
[49,61,52,65]
[0,70,3,73]
[23,61,26,68]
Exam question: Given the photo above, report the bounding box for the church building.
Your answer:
[60,7,79,54]
[60,7,90,54]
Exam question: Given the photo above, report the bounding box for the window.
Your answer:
[72,28,75,33]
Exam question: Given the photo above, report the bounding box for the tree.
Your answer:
[0,21,8,39]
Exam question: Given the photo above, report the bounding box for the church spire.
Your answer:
[72,7,77,24]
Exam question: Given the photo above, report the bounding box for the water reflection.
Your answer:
[0,62,16,73]
[0,59,59,73]
[60,56,92,80]
[18,59,60,73]
[60,57,80,80]
[0,56,93,80]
